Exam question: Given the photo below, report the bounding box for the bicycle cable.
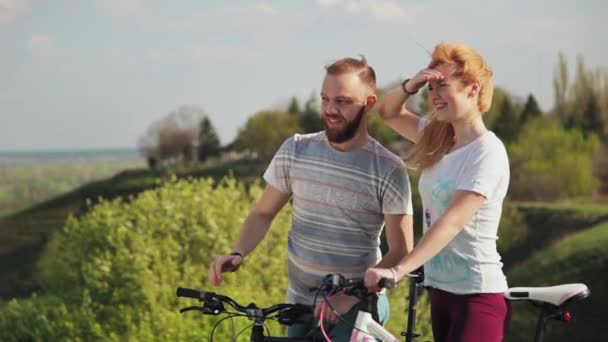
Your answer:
[321,291,384,341]
[209,313,245,342]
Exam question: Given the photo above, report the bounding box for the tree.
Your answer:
[197,116,221,162]
[287,96,301,116]
[157,127,196,163]
[235,110,301,160]
[552,53,608,137]
[492,96,520,144]
[509,117,600,200]
[299,93,323,134]
[485,87,512,130]
[520,94,542,124]
[581,93,605,141]
[553,52,570,124]
[137,105,205,166]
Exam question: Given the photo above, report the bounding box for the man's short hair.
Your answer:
[325,56,376,91]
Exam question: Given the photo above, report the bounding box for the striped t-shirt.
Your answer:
[263,132,413,305]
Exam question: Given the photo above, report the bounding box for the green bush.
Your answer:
[0,176,431,341]
[497,203,528,256]
[508,118,600,200]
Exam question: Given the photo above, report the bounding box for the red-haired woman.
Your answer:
[364,42,511,342]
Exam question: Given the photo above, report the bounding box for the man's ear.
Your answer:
[365,95,377,111]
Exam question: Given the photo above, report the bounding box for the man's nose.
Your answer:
[324,102,339,115]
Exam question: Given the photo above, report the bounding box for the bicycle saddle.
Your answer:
[504,284,590,307]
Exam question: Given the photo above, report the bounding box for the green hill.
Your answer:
[0,160,266,298]
[0,176,432,341]
[0,161,606,341]
[505,221,608,342]
[501,202,608,271]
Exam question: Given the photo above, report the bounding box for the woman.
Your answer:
[364,42,511,342]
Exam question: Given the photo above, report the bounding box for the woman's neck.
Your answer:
[450,114,487,150]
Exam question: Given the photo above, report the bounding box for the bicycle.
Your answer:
[177,270,589,342]
[504,282,590,342]
[351,268,591,342]
[176,274,395,342]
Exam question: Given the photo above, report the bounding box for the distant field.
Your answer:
[0,150,144,214]
[517,199,608,215]
[0,148,139,164]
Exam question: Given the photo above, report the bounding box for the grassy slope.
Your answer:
[0,160,266,298]
[1,161,607,341]
[501,201,608,271]
[505,221,608,342]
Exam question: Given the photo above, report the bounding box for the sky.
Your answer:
[0,0,605,151]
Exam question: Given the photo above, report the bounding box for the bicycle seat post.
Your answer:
[534,307,567,342]
[534,313,547,342]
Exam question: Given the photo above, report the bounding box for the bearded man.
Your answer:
[208,56,414,341]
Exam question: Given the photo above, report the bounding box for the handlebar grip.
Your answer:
[176,287,203,299]
[378,277,396,289]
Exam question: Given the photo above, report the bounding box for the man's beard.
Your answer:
[324,106,366,143]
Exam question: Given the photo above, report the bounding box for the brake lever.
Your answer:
[180,304,225,315]
[180,306,205,314]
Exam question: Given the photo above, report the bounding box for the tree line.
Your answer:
[137,53,608,200]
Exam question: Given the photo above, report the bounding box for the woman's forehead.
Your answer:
[432,63,457,76]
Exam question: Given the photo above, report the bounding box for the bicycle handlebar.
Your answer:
[176,287,205,300]
[176,286,313,325]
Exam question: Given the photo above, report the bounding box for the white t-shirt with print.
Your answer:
[418,118,509,294]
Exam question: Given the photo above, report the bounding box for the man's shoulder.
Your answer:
[366,137,406,168]
[292,131,325,144]
[288,131,327,154]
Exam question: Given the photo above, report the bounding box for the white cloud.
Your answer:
[0,0,30,24]
[99,0,142,18]
[254,1,281,17]
[190,45,259,63]
[317,0,420,23]
[162,2,292,33]
[27,33,56,56]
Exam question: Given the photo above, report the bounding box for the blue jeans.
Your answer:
[287,293,389,342]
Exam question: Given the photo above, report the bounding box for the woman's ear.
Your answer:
[469,82,481,98]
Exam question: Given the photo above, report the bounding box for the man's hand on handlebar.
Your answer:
[207,254,243,286]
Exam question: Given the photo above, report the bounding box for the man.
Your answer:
[208,56,413,341]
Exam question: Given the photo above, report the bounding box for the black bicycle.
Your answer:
[176,274,395,341]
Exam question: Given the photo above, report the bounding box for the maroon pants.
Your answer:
[430,288,511,342]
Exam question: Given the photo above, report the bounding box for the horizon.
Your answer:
[0,146,138,154]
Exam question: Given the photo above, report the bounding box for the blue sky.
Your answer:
[0,0,605,151]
